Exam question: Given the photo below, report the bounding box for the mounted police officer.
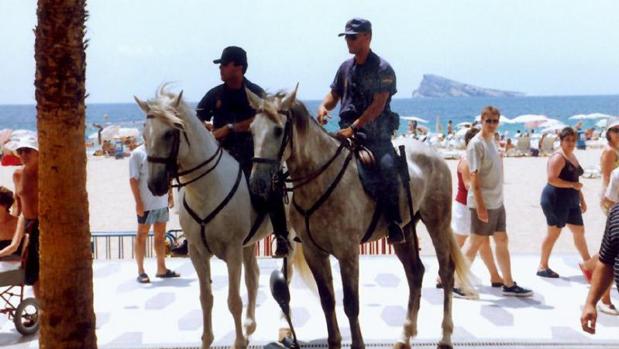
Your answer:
[197,46,290,257]
[317,19,405,244]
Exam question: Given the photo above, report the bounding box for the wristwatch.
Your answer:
[226,123,234,131]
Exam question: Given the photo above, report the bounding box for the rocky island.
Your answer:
[412,74,525,98]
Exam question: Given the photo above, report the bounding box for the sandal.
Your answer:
[536,268,559,278]
[598,302,619,316]
[156,269,180,278]
[491,281,504,288]
[578,263,592,283]
[137,273,150,284]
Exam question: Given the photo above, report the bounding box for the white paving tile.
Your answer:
[0,254,616,348]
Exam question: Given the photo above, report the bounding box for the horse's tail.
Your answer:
[448,227,479,299]
[290,243,318,296]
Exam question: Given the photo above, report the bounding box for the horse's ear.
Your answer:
[281,83,298,110]
[246,88,263,111]
[174,90,184,108]
[134,96,150,114]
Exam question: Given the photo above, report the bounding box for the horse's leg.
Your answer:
[225,248,248,349]
[392,224,424,349]
[425,219,455,349]
[189,243,214,349]
[242,244,259,336]
[304,247,341,348]
[338,254,364,349]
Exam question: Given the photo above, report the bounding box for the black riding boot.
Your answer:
[384,201,406,244]
[268,189,291,258]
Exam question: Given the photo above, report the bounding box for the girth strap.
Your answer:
[243,211,268,245]
[292,151,354,254]
[360,204,382,244]
[182,164,243,255]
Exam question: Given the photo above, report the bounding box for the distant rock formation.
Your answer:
[412,74,525,98]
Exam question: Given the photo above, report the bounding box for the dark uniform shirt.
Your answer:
[600,204,619,293]
[196,79,265,174]
[330,50,398,141]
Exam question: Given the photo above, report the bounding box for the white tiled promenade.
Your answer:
[0,254,617,348]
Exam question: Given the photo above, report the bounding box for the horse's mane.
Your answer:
[261,91,331,140]
[145,84,189,129]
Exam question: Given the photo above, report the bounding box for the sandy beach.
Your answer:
[0,147,609,256]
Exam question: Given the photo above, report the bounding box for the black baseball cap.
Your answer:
[213,46,247,67]
[338,18,372,36]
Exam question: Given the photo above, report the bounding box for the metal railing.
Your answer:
[90,230,394,260]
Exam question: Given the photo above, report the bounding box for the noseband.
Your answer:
[145,114,222,189]
[251,109,294,169]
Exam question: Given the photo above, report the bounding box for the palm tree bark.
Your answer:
[35,0,97,347]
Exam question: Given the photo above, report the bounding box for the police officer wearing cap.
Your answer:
[317,18,405,244]
[197,46,291,257]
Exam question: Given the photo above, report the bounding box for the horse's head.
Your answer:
[247,85,300,199]
[134,87,188,196]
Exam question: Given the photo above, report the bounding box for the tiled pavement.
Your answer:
[0,254,617,348]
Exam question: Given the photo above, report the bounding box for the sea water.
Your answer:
[1,95,618,138]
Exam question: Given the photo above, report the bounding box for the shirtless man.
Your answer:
[0,134,40,296]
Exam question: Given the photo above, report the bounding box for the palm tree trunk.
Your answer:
[35,0,97,347]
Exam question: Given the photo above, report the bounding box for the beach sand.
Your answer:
[0,147,608,256]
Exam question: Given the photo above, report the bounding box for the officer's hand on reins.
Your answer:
[336,127,354,140]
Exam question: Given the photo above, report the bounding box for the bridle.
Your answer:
[145,114,223,189]
[251,108,294,168]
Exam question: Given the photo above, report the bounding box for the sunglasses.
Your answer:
[484,119,500,124]
[16,148,34,155]
[345,34,358,41]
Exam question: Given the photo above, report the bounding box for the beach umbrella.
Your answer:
[400,115,429,123]
[537,118,562,129]
[511,114,548,128]
[117,127,140,139]
[569,113,613,120]
[100,125,120,141]
[0,129,12,146]
[596,119,609,128]
[455,127,470,138]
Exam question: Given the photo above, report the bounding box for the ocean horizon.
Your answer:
[2,94,618,137]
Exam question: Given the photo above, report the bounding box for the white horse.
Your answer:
[247,87,475,349]
[135,87,277,349]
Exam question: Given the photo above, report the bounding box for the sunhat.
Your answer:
[4,133,38,153]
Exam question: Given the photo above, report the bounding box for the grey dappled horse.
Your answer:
[135,87,291,349]
[247,87,474,349]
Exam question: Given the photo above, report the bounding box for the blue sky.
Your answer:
[1,0,618,104]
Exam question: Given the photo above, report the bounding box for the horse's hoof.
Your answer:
[436,344,453,349]
[393,341,411,349]
[244,318,257,336]
[231,337,249,349]
[278,327,292,342]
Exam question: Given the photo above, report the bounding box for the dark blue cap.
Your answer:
[213,46,247,67]
[338,18,372,36]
